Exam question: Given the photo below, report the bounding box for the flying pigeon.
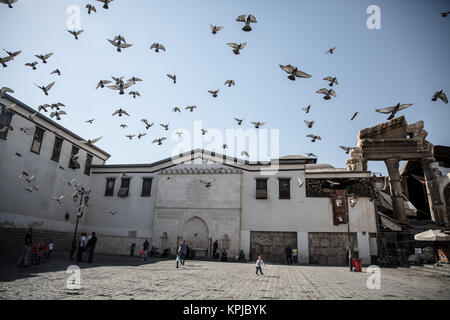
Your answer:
[86,4,96,14]
[323,76,338,86]
[96,0,112,9]
[137,133,147,139]
[160,123,169,131]
[167,74,176,84]
[350,112,359,121]
[0,0,19,8]
[107,82,132,95]
[112,108,130,117]
[141,119,154,129]
[50,110,67,120]
[25,61,38,70]
[224,80,235,87]
[325,46,337,54]
[200,179,215,188]
[186,105,197,112]
[113,76,124,85]
[120,124,127,129]
[297,177,304,188]
[35,53,53,63]
[375,103,413,120]
[279,64,312,80]
[316,88,337,100]
[152,137,167,145]
[236,14,257,32]
[432,90,448,104]
[306,134,321,142]
[36,82,55,95]
[241,151,249,157]
[51,69,61,76]
[302,105,311,113]
[108,36,132,52]
[251,121,265,129]
[201,129,208,135]
[304,120,314,128]
[209,25,224,34]
[234,118,243,125]
[129,91,140,98]
[52,195,64,203]
[305,153,317,158]
[175,131,183,137]
[172,107,181,113]
[125,134,136,140]
[79,136,103,145]
[208,89,219,97]
[127,76,142,84]
[86,119,95,124]
[1,49,20,66]
[67,29,84,40]
[227,42,247,55]
[150,43,165,53]
[339,146,353,154]
[440,11,450,17]
[96,80,111,89]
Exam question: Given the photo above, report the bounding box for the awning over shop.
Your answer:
[414,229,450,241]
[377,190,417,217]
[378,212,403,231]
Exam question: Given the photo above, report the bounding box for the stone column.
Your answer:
[384,159,407,222]
[421,159,449,226]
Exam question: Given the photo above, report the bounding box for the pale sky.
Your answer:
[1,0,449,174]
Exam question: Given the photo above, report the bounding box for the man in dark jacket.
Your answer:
[285,246,293,265]
[87,232,97,262]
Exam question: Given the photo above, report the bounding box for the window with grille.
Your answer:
[256,178,268,199]
[51,136,63,162]
[279,178,291,199]
[0,106,13,140]
[31,127,45,154]
[118,178,131,197]
[105,178,115,196]
[141,178,152,197]
[84,154,93,176]
[69,146,80,169]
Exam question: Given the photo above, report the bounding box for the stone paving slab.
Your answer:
[0,253,449,300]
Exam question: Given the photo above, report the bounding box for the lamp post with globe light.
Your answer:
[72,187,90,241]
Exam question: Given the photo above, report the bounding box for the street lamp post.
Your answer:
[72,187,90,241]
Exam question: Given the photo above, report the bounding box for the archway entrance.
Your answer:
[181,217,209,257]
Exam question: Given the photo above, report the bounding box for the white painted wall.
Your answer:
[0,98,108,234]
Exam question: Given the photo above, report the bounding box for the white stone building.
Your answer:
[0,94,378,265]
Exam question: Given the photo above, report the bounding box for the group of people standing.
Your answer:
[70,232,98,263]
[284,246,299,265]
[17,228,55,267]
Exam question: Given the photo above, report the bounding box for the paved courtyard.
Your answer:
[1,253,449,300]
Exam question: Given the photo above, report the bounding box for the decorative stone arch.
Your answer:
[181,216,210,256]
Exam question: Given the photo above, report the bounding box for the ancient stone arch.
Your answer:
[347,116,448,226]
[181,216,210,254]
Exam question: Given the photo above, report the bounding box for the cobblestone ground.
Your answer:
[1,253,449,300]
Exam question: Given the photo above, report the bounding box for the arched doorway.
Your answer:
[181,217,209,257]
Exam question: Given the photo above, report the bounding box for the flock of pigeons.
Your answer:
[1,0,449,195]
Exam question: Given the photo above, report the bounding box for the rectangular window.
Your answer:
[255,178,268,199]
[69,146,80,169]
[118,178,131,197]
[30,127,45,154]
[279,178,291,199]
[141,178,152,197]
[51,136,63,162]
[0,106,14,140]
[84,154,93,176]
[105,178,115,196]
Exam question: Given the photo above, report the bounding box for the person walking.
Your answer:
[17,227,33,267]
[87,232,97,263]
[178,240,187,265]
[48,240,54,259]
[130,243,136,256]
[292,248,298,264]
[285,246,293,265]
[256,256,265,276]
[70,238,77,260]
[76,233,87,262]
